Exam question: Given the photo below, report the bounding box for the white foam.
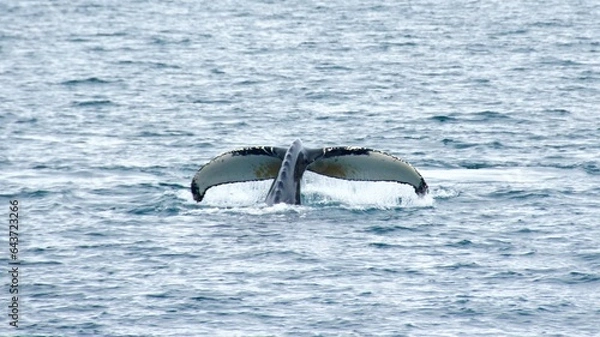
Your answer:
[192,172,434,210]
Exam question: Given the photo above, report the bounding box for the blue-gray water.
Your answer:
[2,0,600,336]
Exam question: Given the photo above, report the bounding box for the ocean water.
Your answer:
[2,0,600,336]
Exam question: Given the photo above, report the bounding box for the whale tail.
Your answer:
[306,147,428,196]
[191,143,428,204]
[190,146,287,202]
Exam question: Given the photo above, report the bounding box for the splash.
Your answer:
[193,172,434,210]
[198,180,271,207]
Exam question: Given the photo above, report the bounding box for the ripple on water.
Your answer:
[60,77,113,86]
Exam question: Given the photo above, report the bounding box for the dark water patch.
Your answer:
[127,203,182,216]
[242,46,275,55]
[90,186,144,197]
[531,19,571,28]
[28,247,49,254]
[72,100,116,107]
[314,114,347,122]
[423,69,463,78]
[485,238,515,252]
[30,281,58,291]
[426,159,457,168]
[489,271,524,278]
[535,272,600,285]
[488,189,551,200]
[61,77,112,86]
[67,36,92,43]
[539,57,584,67]
[150,36,191,45]
[234,79,264,86]
[245,250,306,260]
[193,98,235,104]
[452,307,481,316]
[94,31,128,38]
[294,256,322,264]
[581,161,600,175]
[510,66,528,72]
[471,110,511,121]
[146,292,172,299]
[0,111,12,121]
[442,138,476,149]
[577,69,600,81]
[578,252,600,266]
[96,164,168,174]
[151,61,182,69]
[158,182,187,189]
[368,242,402,249]
[157,252,200,259]
[137,130,195,137]
[563,271,600,284]
[210,67,226,74]
[116,60,181,69]
[430,115,458,123]
[138,165,173,175]
[453,140,506,152]
[304,91,334,100]
[366,266,402,274]
[191,295,225,302]
[75,241,131,250]
[513,228,541,236]
[442,138,505,151]
[24,260,63,266]
[447,239,473,247]
[71,322,104,332]
[542,108,571,116]
[379,41,418,50]
[211,120,250,129]
[471,77,491,84]
[494,28,529,37]
[488,141,505,149]
[298,41,318,49]
[85,232,107,237]
[458,161,498,169]
[534,162,600,175]
[364,225,418,234]
[440,262,481,271]
[87,45,110,53]
[19,189,52,199]
[315,64,353,72]
[14,117,38,124]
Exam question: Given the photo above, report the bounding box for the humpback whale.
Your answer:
[191,139,428,205]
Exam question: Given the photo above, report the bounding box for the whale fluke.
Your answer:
[191,139,428,205]
[191,146,286,202]
[307,147,428,196]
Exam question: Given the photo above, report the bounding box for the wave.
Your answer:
[72,99,116,107]
[60,77,112,86]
